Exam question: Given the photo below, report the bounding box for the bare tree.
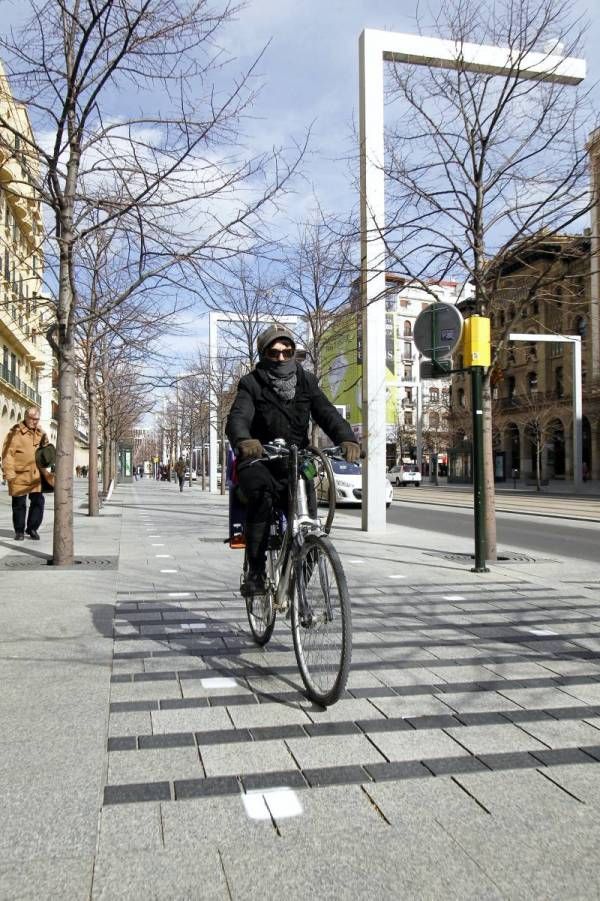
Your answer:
[383,0,596,558]
[0,1,304,564]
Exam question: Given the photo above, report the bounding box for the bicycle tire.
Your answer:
[291,534,352,706]
[243,550,276,645]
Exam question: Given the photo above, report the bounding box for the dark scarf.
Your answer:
[258,359,298,400]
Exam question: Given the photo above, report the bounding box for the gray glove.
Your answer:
[238,439,263,460]
[341,441,360,463]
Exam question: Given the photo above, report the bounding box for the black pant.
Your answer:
[178,476,184,492]
[236,459,316,572]
[12,493,45,533]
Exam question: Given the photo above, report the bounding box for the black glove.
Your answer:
[238,439,263,460]
[341,441,360,463]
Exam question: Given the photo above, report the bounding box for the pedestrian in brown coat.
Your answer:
[1,407,50,540]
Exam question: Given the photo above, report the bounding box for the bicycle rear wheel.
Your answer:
[291,534,352,706]
[243,550,276,646]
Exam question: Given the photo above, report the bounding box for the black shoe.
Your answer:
[14,532,25,541]
[245,570,266,596]
[26,529,40,540]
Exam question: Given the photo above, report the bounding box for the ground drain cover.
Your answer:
[425,550,544,564]
[0,555,118,570]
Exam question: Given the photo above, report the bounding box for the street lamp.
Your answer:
[509,332,582,488]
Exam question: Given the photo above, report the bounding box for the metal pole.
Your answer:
[471,366,489,572]
[572,337,583,489]
[208,313,218,493]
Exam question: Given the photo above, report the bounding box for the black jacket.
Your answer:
[226,365,356,451]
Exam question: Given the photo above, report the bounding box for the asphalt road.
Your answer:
[345,501,600,562]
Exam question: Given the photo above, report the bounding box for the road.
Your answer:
[345,500,600,562]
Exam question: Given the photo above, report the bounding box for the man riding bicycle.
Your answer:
[226,323,360,595]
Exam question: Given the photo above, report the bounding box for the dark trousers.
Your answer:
[236,459,316,572]
[178,476,184,492]
[12,493,45,534]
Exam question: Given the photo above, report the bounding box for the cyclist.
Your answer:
[226,323,360,595]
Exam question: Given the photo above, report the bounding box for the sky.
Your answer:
[2,0,599,381]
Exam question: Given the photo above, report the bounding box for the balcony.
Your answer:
[401,398,415,408]
[0,363,41,406]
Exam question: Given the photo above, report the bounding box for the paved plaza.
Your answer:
[1,480,600,898]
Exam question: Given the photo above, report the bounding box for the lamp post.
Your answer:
[509,333,582,488]
[359,28,585,532]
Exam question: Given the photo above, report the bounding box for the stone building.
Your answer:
[0,60,51,455]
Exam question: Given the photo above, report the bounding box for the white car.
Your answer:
[386,463,422,487]
[316,458,393,508]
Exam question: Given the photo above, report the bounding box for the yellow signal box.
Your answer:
[462,316,491,368]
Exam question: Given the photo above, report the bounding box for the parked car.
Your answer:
[386,463,422,487]
[184,469,197,480]
[316,458,393,508]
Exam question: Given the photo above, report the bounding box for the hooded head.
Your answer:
[256,323,297,380]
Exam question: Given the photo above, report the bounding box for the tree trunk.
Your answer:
[201,445,206,491]
[482,375,497,561]
[220,421,226,496]
[88,380,99,515]
[536,437,542,491]
[53,340,76,565]
[189,417,193,487]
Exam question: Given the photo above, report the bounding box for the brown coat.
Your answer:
[1,422,49,497]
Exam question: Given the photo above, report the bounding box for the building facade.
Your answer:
[0,60,51,456]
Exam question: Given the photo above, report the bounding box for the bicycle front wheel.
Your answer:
[291,535,352,706]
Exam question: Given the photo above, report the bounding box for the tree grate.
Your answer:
[424,550,549,564]
[0,555,118,570]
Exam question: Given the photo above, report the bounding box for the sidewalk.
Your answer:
[2,481,600,898]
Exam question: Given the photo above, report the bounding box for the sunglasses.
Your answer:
[265,346,294,360]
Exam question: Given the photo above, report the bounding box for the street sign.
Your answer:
[413,302,463,362]
[420,359,451,379]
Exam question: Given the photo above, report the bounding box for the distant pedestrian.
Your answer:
[76,465,81,478]
[1,406,52,541]
[582,461,589,482]
[175,457,185,492]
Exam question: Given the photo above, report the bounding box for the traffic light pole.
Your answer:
[471,365,489,573]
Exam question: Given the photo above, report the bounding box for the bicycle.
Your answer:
[238,440,352,707]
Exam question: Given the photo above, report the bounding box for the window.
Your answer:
[532,298,539,316]
[555,366,564,398]
[575,316,587,338]
[403,365,412,381]
[458,388,465,408]
[551,342,563,357]
[508,342,516,364]
[404,412,413,426]
[429,412,440,428]
[499,310,505,327]
[527,371,538,394]
[405,387,412,402]
[403,320,412,337]
[403,341,412,359]
[507,376,516,400]
[429,387,439,402]
[527,341,537,360]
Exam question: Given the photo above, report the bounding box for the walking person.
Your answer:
[175,457,186,492]
[1,406,52,541]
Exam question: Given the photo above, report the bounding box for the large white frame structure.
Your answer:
[208,312,298,493]
[509,333,583,488]
[359,29,585,531]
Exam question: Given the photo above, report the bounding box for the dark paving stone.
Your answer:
[241,770,307,791]
[406,715,461,730]
[393,685,441,696]
[133,671,177,682]
[109,700,158,713]
[556,675,600,686]
[249,724,307,741]
[549,706,600,720]
[356,717,413,733]
[456,712,509,726]
[104,781,171,805]
[107,736,137,752]
[435,682,486,694]
[138,732,195,749]
[501,709,554,724]
[422,756,489,776]
[209,694,258,707]
[348,686,395,699]
[580,746,600,761]
[304,721,361,737]
[110,674,133,684]
[363,760,431,781]
[475,680,520,691]
[195,728,252,745]
[159,698,210,710]
[303,765,369,788]
[478,751,541,771]
[174,776,239,800]
[531,748,598,767]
